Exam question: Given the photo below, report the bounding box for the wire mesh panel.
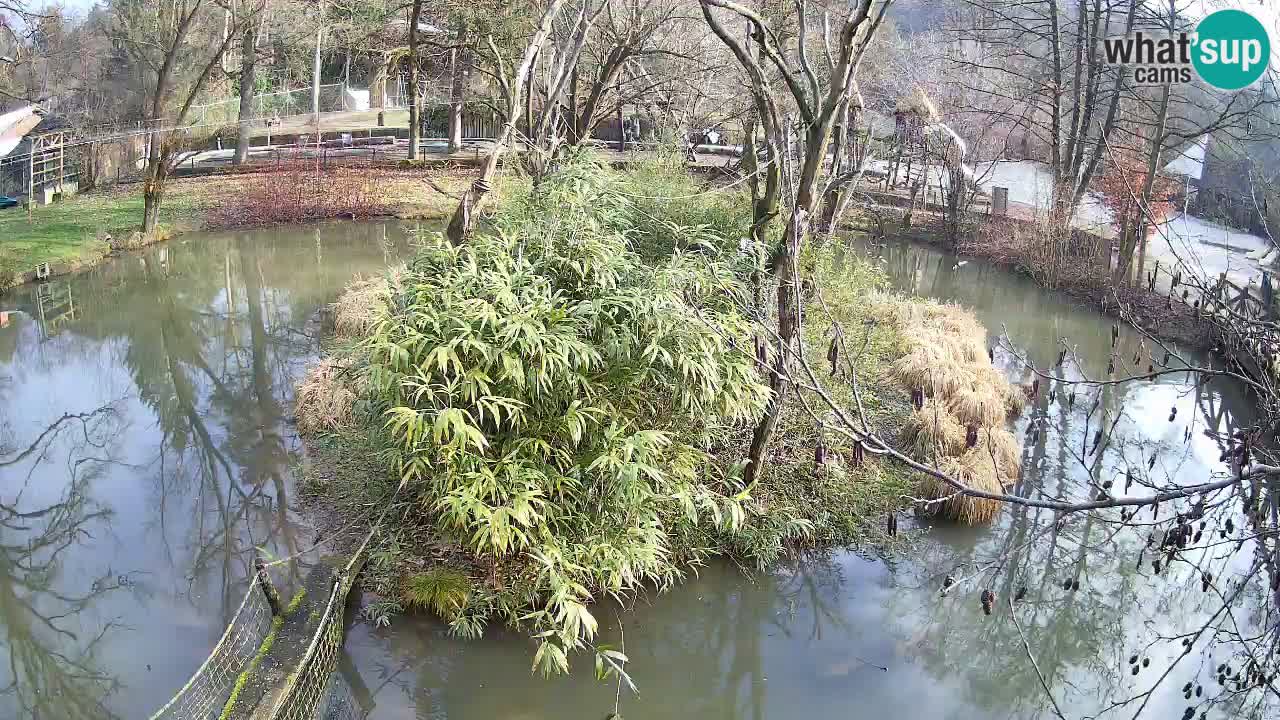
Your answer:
[149,576,275,720]
[188,85,348,130]
[315,670,370,720]
[266,534,373,720]
[266,575,347,720]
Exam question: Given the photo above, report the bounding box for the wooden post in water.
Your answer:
[991,187,1008,216]
[255,557,283,616]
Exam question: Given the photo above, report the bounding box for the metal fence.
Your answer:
[147,576,275,720]
[262,538,371,720]
[188,85,350,129]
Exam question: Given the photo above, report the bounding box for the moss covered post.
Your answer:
[255,557,283,616]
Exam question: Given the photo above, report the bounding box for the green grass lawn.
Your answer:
[0,167,467,285]
[0,186,204,278]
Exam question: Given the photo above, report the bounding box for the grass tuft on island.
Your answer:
[297,154,1021,675]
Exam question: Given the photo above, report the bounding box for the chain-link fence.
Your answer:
[264,540,369,720]
[264,574,344,720]
[148,576,275,720]
[188,85,350,129]
[150,528,374,720]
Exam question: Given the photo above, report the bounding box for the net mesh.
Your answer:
[315,670,370,720]
[152,529,374,720]
[266,569,354,720]
[187,85,349,129]
[149,576,274,720]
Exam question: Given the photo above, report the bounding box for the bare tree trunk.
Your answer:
[139,4,239,235]
[818,98,852,236]
[570,50,624,145]
[699,0,887,484]
[234,23,257,165]
[311,4,323,120]
[446,20,466,153]
[444,0,567,245]
[567,65,579,141]
[745,121,846,484]
[1133,7,1176,282]
[945,167,966,247]
[142,146,168,234]
[407,0,423,161]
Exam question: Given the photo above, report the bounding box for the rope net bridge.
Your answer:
[148,531,376,720]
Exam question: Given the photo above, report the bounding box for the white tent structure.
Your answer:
[1164,133,1208,181]
[0,105,43,159]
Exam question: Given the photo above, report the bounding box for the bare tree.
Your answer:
[701,0,891,483]
[113,0,251,234]
[517,0,606,183]
[233,4,258,165]
[443,0,569,244]
[407,0,424,160]
[562,0,676,146]
[445,15,468,152]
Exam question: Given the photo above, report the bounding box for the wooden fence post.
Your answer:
[255,557,283,616]
[1262,272,1275,320]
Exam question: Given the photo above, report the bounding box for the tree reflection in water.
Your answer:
[0,221,423,717]
[0,404,128,719]
[860,236,1276,720]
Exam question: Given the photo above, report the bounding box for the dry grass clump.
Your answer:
[295,358,359,433]
[901,399,967,458]
[872,294,1024,525]
[972,428,1021,480]
[946,388,1006,428]
[970,364,1027,416]
[332,268,402,339]
[890,345,966,398]
[921,450,1005,525]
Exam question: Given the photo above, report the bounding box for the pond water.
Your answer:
[0,220,424,719]
[0,224,1271,720]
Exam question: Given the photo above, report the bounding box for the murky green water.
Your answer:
[0,220,423,719]
[336,238,1270,720]
[0,225,1271,720]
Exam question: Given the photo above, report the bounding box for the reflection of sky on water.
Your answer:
[2,220,1268,720]
[0,220,426,718]
[334,236,1272,720]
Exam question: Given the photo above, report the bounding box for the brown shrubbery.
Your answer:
[295,271,400,433]
[331,268,402,339]
[206,162,394,227]
[294,357,359,434]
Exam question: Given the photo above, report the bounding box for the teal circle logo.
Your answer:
[1193,9,1270,90]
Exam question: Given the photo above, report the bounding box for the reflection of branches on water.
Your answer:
[894,352,1279,716]
[0,425,129,720]
[132,247,306,620]
[769,553,853,642]
[0,405,119,472]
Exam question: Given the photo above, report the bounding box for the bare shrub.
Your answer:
[207,162,394,227]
